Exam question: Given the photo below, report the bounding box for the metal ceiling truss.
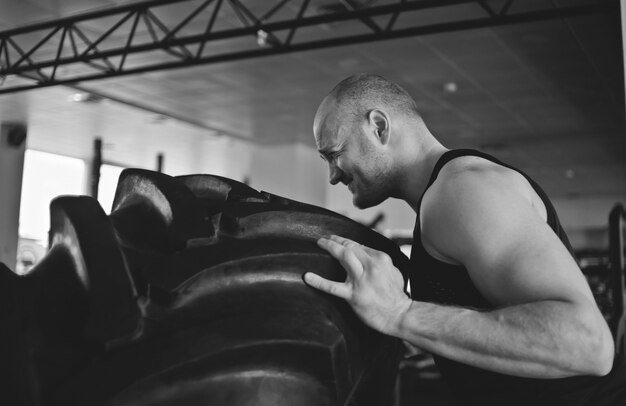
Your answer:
[0,0,616,95]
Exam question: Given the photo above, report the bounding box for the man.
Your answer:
[304,73,626,405]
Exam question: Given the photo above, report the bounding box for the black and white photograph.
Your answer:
[0,1,625,405]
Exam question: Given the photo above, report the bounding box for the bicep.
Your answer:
[423,172,594,308]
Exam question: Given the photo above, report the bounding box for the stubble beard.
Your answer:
[351,167,390,209]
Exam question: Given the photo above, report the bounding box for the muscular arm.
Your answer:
[402,164,615,378]
[395,299,610,378]
[305,163,614,379]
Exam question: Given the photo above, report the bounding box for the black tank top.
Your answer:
[410,149,626,406]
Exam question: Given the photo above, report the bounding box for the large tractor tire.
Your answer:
[1,169,411,406]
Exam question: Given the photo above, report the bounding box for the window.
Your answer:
[98,163,126,214]
[17,150,86,273]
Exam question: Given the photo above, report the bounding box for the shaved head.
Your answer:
[313,73,442,208]
[317,73,421,126]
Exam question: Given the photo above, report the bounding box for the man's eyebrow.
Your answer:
[318,146,341,161]
[319,139,345,155]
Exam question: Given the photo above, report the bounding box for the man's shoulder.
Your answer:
[418,154,541,258]
[417,155,507,265]
[438,154,517,182]
[426,154,527,205]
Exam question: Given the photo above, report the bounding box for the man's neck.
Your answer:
[401,143,449,212]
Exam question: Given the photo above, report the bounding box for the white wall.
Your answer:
[25,99,222,176]
[248,142,327,207]
[196,137,252,182]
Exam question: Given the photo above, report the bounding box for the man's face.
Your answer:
[314,110,390,209]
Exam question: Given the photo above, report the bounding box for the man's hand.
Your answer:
[304,235,411,335]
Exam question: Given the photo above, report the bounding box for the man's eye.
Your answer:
[319,150,341,162]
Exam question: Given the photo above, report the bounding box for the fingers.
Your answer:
[319,235,370,262]
[317,237,364,276]
[320,235,386,264]
[329,235,384,257]
[325,235,362,250]
[303,272,351,300]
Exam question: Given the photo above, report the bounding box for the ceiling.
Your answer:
[0,0,624,200]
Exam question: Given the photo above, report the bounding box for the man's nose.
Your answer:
[329,162,342,185]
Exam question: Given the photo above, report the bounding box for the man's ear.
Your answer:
[368,109,390,145]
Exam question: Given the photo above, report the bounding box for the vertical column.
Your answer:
[0,123,27,271]
[622,0,626,103]
[90,137,102,198]
[156,152,164,173]
[248,143,328,207]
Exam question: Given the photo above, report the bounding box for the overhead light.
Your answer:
[256,29,279,47]
[257,30,270,47]
[68,93,85,102]
[67,92,103,103]
[564,169,575,179]
[443,82,458,93]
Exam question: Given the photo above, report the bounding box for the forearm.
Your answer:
[391,300,614,378]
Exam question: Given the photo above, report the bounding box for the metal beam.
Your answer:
[0,0,616,95]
